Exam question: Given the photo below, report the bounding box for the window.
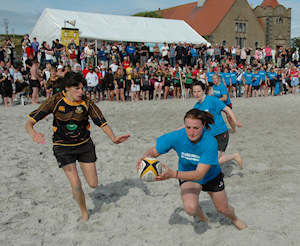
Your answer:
[235,37,238,46]
[239,23,242,32]
[235,23,238,32]
[243,23,246,33]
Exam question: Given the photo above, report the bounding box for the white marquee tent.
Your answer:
[30,8,210,45]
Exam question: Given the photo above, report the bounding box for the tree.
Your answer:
[291,37,300,52]
[132,11,163,18]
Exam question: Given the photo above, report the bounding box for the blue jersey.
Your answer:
[258,70,267,82]
[222,72,231,86]
[252,73,261,86]
[126,46,136,55]
[156,128,220,185]
[193,95,228,136]
[213,83,231,106]
[230,72,237,85]
[268,72,277,80]
[243,73,253,85]
[206,72,214,83]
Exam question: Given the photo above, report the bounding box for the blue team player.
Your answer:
[243,68,253,98]
[137,108,247,230]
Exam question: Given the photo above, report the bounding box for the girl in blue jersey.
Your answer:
[243,68,253,98]
[230,68,237,98]
[267,67,277,96]
[137,109,246,230]
[251,69,262,98]
[258,66,268,97]
[193,81,243,168]
[212,74,237,134]
[205,67,215,95]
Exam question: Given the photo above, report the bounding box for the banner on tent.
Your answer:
[61,28,80,47]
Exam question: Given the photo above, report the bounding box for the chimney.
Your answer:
[197,0,207,8]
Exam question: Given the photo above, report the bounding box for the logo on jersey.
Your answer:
[58,106,65,112]
[67,124,78,131]
[75,106,83,114]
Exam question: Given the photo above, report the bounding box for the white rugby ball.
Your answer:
[138,157,162,182]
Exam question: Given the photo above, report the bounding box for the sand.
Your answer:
[0,94,300,245]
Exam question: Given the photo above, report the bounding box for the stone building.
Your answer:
[254,0,291,49]
[159,0,291,50]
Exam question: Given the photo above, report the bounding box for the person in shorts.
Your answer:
[137,109,247,230]
[141,68,151,101]
[192,81,243,169]
[0,67,13,106]
[25,71,130,222]
[131,67,141,102]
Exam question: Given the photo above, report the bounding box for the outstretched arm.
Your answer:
[223,106,242,127]
[25,118,46,144]
[101,124,130,144]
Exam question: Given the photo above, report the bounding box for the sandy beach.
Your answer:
[1,94,300,245]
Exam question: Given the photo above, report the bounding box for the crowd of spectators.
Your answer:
[0,35,299,106]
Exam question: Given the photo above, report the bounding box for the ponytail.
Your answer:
[184,108,214,130]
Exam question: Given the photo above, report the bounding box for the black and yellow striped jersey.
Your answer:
[28,91,107,146]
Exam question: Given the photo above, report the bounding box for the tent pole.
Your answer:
[95,39,97,67]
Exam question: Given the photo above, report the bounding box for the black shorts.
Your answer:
[174,83,181,88]
[231,84,237,87]
[252,85,260,90]
[53,138,97,168]
[270,79,276,87]
[30,79,40,88]
[96,84,103,92]
[185,84,192,89]
[179,172,225,192]
[2,90,13,97]
[165,81,171,87]
[214,130,229,152]
[107,85,114,90]
[142,85,151,91]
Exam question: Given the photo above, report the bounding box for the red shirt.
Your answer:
[25,47,35,57]
[290,70,298,78]
[82,68,89,78]
[122,61,130,70]
[192,69,199,77]
[96,72,102,84]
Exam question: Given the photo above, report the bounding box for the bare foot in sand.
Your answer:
[78,212,89,223]
[234,153,243,169]
[233,219,247,230]
[198,213,209,223]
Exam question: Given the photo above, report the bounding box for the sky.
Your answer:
[0,0,299,38]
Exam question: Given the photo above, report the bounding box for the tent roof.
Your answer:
[30,8,210,45]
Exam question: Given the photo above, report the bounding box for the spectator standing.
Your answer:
[161,42,169,62]
[169,43,176,68]
[98,45,107,68]
[53,39,63,64]
[190,45,198,67]
[85,65,99,102]
[31,38,39,60]
[140,43,148,67]
[84,44,96,67]
[126,43,136,63]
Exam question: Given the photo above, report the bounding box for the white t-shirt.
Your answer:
[84,46,95,57]
[109,63,118,73]
[161,45,169,57]
[14,71,24,83]
[85,72,98,87]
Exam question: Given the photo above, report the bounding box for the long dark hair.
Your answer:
[184,108,214,130]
